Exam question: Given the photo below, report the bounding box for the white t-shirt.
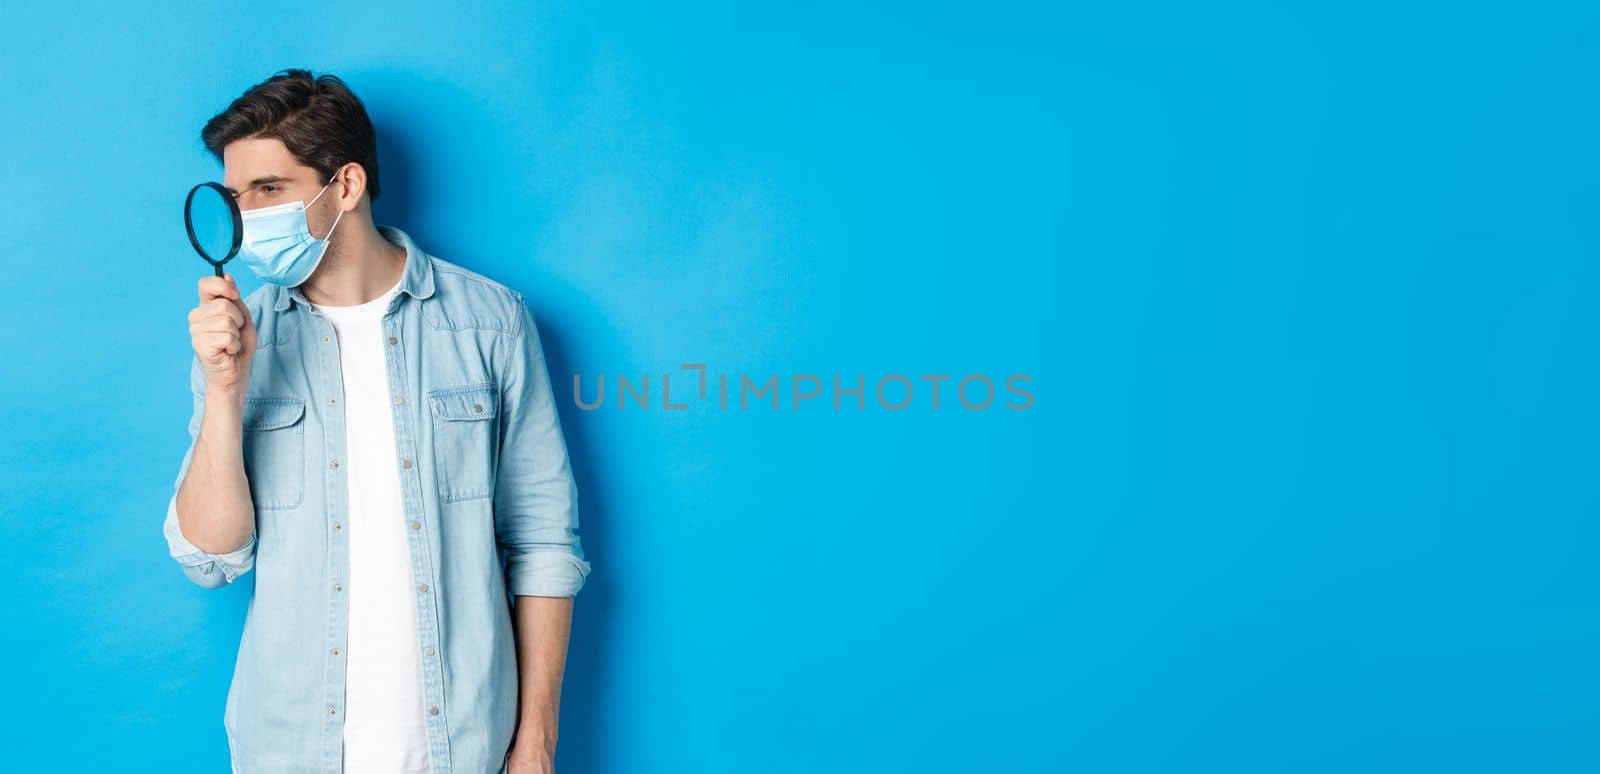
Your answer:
[310,277,431,774]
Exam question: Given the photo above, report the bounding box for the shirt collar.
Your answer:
[273,224,436,312]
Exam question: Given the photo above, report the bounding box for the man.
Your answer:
[162,68,591,774]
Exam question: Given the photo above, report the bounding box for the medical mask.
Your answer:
[237,176,346,286]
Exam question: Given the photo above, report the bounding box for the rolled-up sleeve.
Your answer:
[492,295,592,598]
[162,353,257,590]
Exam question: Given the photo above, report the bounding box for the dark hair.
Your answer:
[201,68,382,200]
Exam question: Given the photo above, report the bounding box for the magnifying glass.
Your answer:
[184,181,242,277]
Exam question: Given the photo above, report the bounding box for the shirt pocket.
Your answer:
[427,383,500,503]
[241,396,306,511]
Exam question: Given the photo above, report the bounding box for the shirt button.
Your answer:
[424,646,435,656]
[329,397,337,405]
[388,336,398,345]
[321,335,330,343]
[429,706,439,716]
[402,458,413,469]
[329,706,338,716]
[330,458,340,469]
[333,582,343,592]
[418,583,429,593]
[394,394,405,405]
[472,403,483,412]
[410,521,421,530]
[334,521,343,531]
[331,648,341,656]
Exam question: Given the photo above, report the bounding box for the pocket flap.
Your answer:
[429,384,499,421]
[243,397,306,430]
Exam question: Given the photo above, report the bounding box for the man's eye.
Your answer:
[260,184,279,194]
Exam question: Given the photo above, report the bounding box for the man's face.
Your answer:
[221,137,335,213]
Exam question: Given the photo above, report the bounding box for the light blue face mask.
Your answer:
[237,176,346,286]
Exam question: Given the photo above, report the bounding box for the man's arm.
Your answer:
[163,352,258,589]
[165,275,260,589]
[511,595,575,761]
[493,294,592,761]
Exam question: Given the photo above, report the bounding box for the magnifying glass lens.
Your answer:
[191,188,235,257]
[184,182,242,276]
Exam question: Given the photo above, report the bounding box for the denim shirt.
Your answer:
[161,225,591,774]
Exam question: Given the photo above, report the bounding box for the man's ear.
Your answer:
[328,162,364,203]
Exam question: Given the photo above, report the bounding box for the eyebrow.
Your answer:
[222,175,294,196]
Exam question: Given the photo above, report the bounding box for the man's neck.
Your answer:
[300,220,407,307]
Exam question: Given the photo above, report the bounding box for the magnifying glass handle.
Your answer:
[214,263,225,278]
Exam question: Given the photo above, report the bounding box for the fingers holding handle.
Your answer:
[190,273,258,393]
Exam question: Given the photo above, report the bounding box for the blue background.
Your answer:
[2,2,1595,771]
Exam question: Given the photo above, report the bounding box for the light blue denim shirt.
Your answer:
[161,225,591,774]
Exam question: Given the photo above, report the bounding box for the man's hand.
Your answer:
[506,742,555,774]
[189,273,257,396]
